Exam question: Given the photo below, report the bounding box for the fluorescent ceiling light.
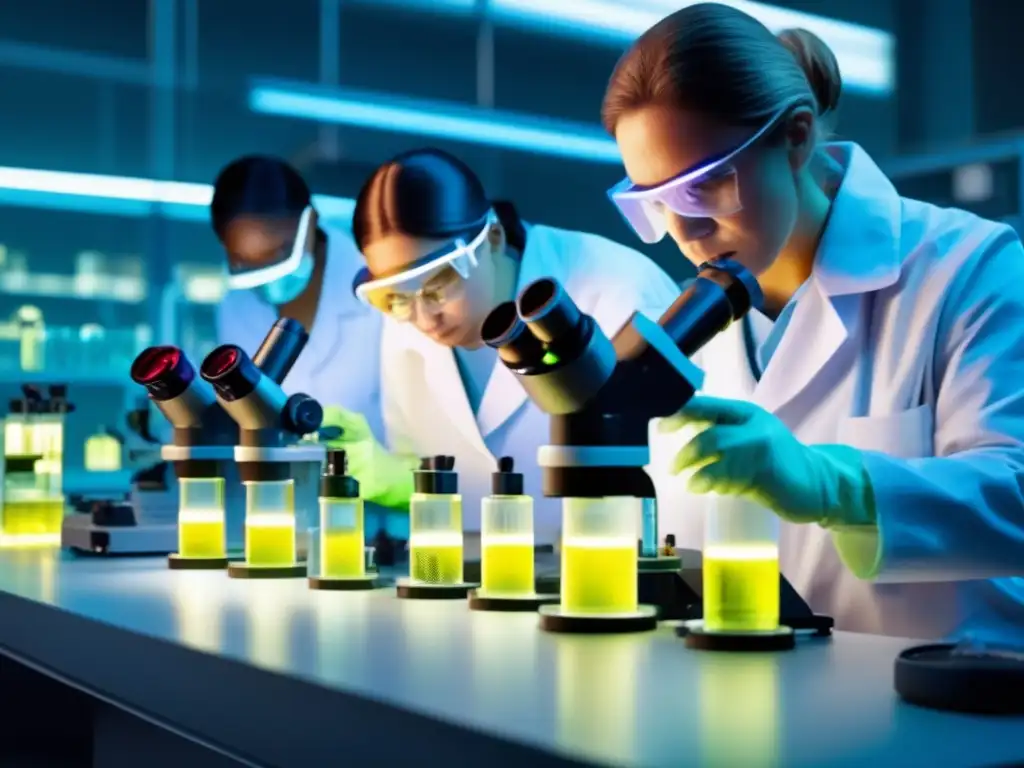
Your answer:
[360,0,893,95]
[250,82,621,163]
[0,166,355,222]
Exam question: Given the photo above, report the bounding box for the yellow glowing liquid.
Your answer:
[481,536,534,595]
[410,533,463,584]
[561,539,637,614]
[1,499,64,537]
[703,545,780,632]
[322,529,365,578]
[178,510,226,559]
[246,516,296,567]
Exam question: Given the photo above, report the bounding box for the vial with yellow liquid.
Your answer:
[228,478,306,578]
[470,457,554,611]
[681,495,794,651]
[398,455,472,599]
[538,496,657,633]
[169,476,228,569]
[308,449,379,590]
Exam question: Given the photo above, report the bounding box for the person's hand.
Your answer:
[320,406,416,510]
[658,395,874,527]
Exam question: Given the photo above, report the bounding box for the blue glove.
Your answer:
[658,395,876,527]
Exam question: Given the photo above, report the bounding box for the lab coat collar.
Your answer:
[812,143,903,297]
[749,143,903,415]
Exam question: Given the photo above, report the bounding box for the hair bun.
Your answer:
[777,28,842,116]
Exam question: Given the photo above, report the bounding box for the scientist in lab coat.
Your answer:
[324,147,680,540]
[603,4,1024,641]
[212,156,384,441]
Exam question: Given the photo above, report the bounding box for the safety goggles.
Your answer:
[225,206,317,290]
[352,214,493,321]
[607,105,792,244]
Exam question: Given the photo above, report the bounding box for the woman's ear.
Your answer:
[785,107,817,173]
[487,222,506,255]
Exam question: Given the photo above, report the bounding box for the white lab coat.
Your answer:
[216,224,385,442]
[382,223,681,542]
[655,143,1024,641]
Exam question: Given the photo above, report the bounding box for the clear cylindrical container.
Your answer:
[409,492,463,584]
[318,496,365,579]
[560,497,640,615]
[178,477,226,559]
[244,479,296,568]
[703,496,781,632]
[481,495,534,596]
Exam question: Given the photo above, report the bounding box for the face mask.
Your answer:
[254,251,315,306]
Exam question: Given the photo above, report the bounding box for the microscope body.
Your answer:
[198,318,326,561]
[482,261,762,592]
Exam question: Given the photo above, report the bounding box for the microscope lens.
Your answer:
[130,346,194,401]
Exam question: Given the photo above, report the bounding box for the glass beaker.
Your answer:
[560,497,640,615]
[318,495,365,579]
[244,479,296,567]
[480,493,534,596]
[178,477,226,560]
[703,496,781,632]
[408,491,463,584]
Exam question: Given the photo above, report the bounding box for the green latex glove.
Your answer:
[320,406,417,511]
[659,395,876,527]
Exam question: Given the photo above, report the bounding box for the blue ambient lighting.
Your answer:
[358,0,894,95]
[249,83,621,164]
[0,166,355,223]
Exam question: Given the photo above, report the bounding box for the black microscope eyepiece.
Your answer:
[199,344,261,402]
[130,346,195,401]
[481,301,545,367]
[517,278,583,345]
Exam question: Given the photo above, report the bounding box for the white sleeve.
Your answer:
[833,228,1024,582]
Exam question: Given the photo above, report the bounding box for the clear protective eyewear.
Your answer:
[607,105,793,244]
[225,206,317,290]
[352,213,494,321]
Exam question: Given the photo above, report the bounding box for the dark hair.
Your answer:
[210,155,311,239]
[601,3,842,136]
[351,147,526,254]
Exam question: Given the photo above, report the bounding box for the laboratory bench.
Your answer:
[0,549,1022,768]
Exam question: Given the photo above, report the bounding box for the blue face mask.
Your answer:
[254,251,315,306]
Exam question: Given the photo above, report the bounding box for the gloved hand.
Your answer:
[320,406,417,510]
[658,395,876,527]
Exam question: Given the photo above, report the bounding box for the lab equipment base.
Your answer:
[227,562,307,579]
[637,555,682,572]
[395,580,476,600]
[61,514,177,556]
[468,591,559,612]
[538,604,658,634]
[308,575,386,591]
[894,643,1024,714]
[677,619,796,652]
[167,554,228,570]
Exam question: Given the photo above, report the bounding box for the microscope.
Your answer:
[198,317,326,579]
[128,344,240,567]
[61,396,182,555]
[482,259,833,643]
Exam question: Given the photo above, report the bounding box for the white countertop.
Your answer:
[0,548,1021,767]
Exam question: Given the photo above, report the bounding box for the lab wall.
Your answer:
[0,0,901,447]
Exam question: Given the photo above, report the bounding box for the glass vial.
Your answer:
[408,456,462,585]
[244,479,296,568]
[480,456,534,596]
[317,450,365,579]
[560,496,640,615]
[178,476,226,559]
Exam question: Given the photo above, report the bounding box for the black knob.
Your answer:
[283,393,323,435]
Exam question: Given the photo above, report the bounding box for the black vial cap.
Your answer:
[491,455,524,495]
[413,455,458,494]
[321,449,359,498]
